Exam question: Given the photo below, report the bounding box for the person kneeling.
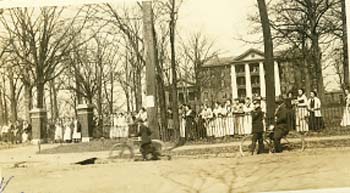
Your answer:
[251,99,264,155]
[136,119,160,161]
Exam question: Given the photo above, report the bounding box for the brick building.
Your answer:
[199,48,294,105]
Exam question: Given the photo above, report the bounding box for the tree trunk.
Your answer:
[342,0,349,89]
[3,77,8,125]
[36,82,45,109]
[109,71,114,115]
[8,70,17,124]
[135,67,143,110]
[24,84,33,122]
[169,0,180,137]
[257,0,275,125]
[0,89,4,125]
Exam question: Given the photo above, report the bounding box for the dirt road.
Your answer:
[1,144,350,193]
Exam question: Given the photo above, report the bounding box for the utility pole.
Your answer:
[142,1,159,139]
[257,0,275,125]
[343,0,349,89]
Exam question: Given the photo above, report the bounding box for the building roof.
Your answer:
[202,48,282,68]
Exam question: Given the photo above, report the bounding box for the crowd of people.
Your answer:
[174,89,326,143]
[0,120,32,144]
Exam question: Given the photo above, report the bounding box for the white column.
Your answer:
[259,62,266,98]
[274,61,281,96]
[245,63,252,98]
[231,65,238,99]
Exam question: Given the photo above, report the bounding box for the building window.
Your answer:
[189,92,195,101]
[203,91,209,101]
[251,76,260,86]
[252,88,261,96]
[250,63,259,73]
[236,64,245,74]
[237,77,245,86]
[221,80,225,88]
[238,89,246,98]
[179,93,184,104]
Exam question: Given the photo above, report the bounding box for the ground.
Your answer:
[1,137,350,193]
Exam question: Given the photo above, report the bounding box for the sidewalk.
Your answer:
[169,135,350,151]
[0,135,350,166]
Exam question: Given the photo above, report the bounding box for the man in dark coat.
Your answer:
[273,99,293,153]
[251,99,265,154]
[136,119,160,160]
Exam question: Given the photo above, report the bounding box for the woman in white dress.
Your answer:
[72,119,82,143]
[243,97,253,135]
[225,100,235,136]
[63,119,72,143]
[341,89,350,127]
[120,113,129,138]
[296,89,309,133]
[54,120,63,143]
[212,102,221,138]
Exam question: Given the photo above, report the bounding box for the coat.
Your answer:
[275,104,292,132]
[252,107,264,133]
[307,97,322,117]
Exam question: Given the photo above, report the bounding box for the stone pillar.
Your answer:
[245,63,252,98]
[274,61,281,97]
[231,64,238,99]
[30,108,47,145]
[259,62,266,97]
[77,104,94,142]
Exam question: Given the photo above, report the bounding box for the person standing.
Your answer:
[341,89,350,127]
[296,89,309,133]
[184,105,196,141]
[243,97,253,135]
[307,91,324,132]
[287,91,296,131]
[54,119,63,143]
[63,118,72,143]
[200,104,213,140]
[251,99,264,155]
[212,102,221,138]
[224,100,234,137]
[72,118,82,143]
[166,108,175,141]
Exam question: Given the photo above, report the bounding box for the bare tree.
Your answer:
[0,6,93,112]
[181,31,219,104]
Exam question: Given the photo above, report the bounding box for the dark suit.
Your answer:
[251,107,264,154]
[274,104,291,153]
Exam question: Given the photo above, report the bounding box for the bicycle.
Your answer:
[239,125,306,156]
[108,136,172,161]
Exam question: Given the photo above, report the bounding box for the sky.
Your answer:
[0,0,260,56]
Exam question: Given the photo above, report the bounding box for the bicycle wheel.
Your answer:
[282,131,305,152]
[108,142,135,160]
[239,135,253,156]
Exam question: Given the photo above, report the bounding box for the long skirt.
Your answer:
[179,118,186,138]
[226,116,235,136]
[341,107,350,127]
[234,114,245,135]
[63,127,71,141]
[54,126,63,141]
[309,113,324,131]
[296,107,309,132]
[243,114,252,135]
[206,120,214,137]
[214,118,224,138]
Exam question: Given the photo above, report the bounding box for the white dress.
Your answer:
[54,124,63,141]
[341,94,350,126]
[63,124,72,141]
[243,103,253,135]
